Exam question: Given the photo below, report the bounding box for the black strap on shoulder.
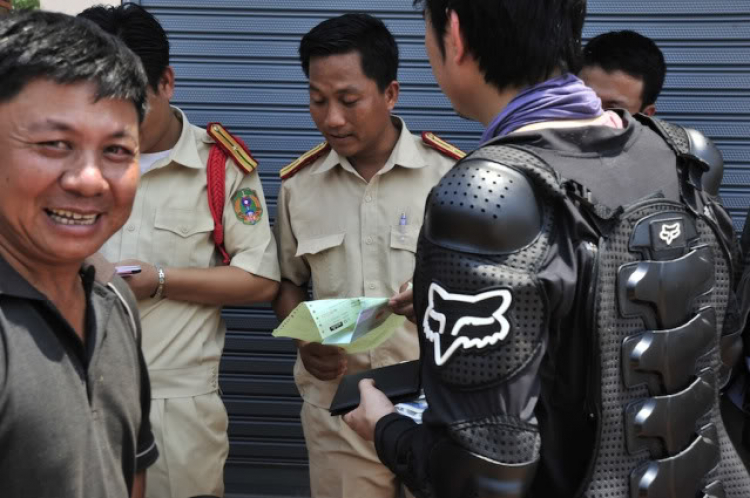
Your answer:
[635,115,708,216]
[468,141,567,201]
[471,140,627,237]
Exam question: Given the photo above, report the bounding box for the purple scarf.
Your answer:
[481,73,603,142]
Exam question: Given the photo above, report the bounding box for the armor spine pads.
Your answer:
[582,198,750,498]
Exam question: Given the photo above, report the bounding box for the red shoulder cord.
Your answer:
[207,146,232,265]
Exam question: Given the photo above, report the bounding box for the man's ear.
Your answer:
[641,103,657,117]
[383,80,400,111]
[157,66,176,100]
[446,9,468,65]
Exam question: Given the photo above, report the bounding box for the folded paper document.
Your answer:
[272,298,405,353]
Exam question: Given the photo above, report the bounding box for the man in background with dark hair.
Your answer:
[344,1,750,497]
[79,4,280,498]
[272,12,460,498]
[580,30,666,116]
[0,10,157,498]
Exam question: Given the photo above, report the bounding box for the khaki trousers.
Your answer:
[301,402,414,498]
[146,366,229,498]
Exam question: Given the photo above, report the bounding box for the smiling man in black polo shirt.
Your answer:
[0,11,158,498]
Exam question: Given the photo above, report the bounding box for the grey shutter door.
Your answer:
[134,1,750,496]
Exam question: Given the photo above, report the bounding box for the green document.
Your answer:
[272,298,405,353]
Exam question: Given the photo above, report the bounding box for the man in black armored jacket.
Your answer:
[343,0,750,497]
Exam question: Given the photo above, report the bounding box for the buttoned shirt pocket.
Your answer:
[153,208,215,267]
[296,232,346,298]
[389,224,421,287]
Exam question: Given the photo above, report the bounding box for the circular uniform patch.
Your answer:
[232,188,263,225]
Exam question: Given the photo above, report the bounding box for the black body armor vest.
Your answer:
[413,114,750,498]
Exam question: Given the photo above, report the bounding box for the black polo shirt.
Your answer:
[0,255,158,497]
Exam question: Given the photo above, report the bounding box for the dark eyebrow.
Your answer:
[309,83,360,95]
[28,119,136,141]
[28,119,73,133]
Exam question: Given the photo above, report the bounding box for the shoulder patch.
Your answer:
[207,122,258,174]
[280,142,331,180]
[422,131,466,161]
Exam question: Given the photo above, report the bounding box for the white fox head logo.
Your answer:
[422,283,512,366]
[659,222,682,246]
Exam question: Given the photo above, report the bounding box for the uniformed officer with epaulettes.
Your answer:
[80,5,281,498]
[272,13,463,498]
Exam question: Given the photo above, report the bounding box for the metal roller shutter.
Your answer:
[133,1,750,496]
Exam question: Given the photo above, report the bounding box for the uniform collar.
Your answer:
[312,116,428,176]
[151,107,205,171]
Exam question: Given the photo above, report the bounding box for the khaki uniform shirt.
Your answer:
[101,107,280,396]
[276,118,457,407]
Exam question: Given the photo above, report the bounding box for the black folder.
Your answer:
[329,360,421,416]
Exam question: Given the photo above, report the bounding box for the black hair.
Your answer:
[583,30,666,108]
[79,3,170,91]
[299,13,399,92]
[414,0,587,90]
[0,10,148,121]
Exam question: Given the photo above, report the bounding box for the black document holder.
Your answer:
[329,360,421,416]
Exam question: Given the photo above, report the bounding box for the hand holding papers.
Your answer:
[272,298,405,353]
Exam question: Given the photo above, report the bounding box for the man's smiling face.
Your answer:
[0,79,140,269]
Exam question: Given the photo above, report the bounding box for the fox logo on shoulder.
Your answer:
[422,283,513,366]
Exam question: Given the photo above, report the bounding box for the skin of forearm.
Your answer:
[164,265,279,306]
[131,471,146,498]
[272,279,308,321]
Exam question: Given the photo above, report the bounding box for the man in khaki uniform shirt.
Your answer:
[273,14,460,498]
[81,5,280,498]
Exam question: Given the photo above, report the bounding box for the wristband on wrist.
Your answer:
[151,266,166,299]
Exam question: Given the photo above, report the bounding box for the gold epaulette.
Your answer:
[207,123,258,174]
[421,131,466,161]
[280,142,331,180]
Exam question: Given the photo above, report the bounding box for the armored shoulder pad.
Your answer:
[422,131,466,161]
[207,123,258,174]
[685,128,724,197]
[280,142,331,180]
[425,158,542,254]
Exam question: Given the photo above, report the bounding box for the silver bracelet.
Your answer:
[152,266,166,299]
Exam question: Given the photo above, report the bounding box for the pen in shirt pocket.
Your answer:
[399,210,407,241]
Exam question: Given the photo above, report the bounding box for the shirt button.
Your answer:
[366,237,373,245]
[127,225,135,232]
[180,226,189,234]
[365,195,373,203]
[369,283,376,290]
